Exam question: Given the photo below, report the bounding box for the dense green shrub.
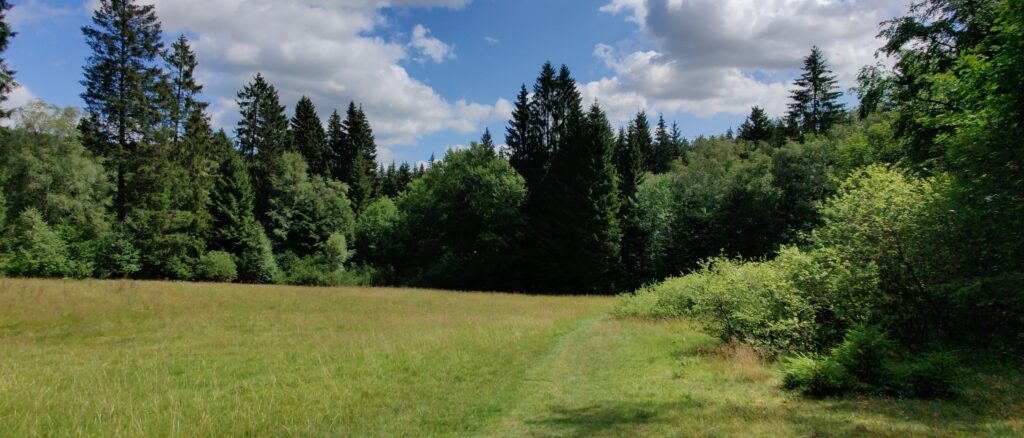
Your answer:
[235,225,281,284]
[282,233,359,287]
[196,251,237,282]
[782,326,958,399]
[93,227,141,279]
[3,208,88,278]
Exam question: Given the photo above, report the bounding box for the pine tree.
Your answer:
[235,73,290,219]
[738,106,774,143]
[162,34,204,146]
[788,46,844,136]
[0,0,15,119]
[670,122,687,158]
[326,109,348,182]
[291,96,328,177]
[80,0,165,220]
[651,115,675,173]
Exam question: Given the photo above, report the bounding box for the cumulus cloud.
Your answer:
[410,24,454,63]
[135,0,498,156]
[485,36,500,45]
[590,0,903,120]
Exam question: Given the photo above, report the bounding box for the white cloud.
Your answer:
[593,0,903,118]
[485,36,500,44]
[135,0,498,151]
[410,24,454,63]
[7,0,74,27]
[1,85,36,127]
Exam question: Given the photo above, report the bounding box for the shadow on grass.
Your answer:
[525,400,699,438]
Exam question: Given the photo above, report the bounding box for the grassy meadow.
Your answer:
[0,278,1021,437]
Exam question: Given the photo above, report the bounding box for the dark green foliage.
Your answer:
[630,112,654,172]
[387,143,527,291]
[480,128,494,149]
[737,107,774,143]
[93,226,141,278]
[236,73,290,219]
[353,196,400,267]
[326,109,349,182]
[281,233,353,286]
[506,84,545,194]
[787,46,845,138]
[616,124,648,290]
[0,0,15,119]
[783,326,958,398]
[534,104,622,293]
[650,115,676,173]
[291,96,328,177]
[343,103,379,212]
[162,34,205,146]
[80,0,165,221]
[196,251,237,282]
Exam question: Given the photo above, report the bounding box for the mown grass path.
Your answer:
[0,279,1021,437]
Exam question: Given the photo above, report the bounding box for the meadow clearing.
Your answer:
[0,278,1021,437]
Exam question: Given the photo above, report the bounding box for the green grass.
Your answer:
[0,279,1021,436]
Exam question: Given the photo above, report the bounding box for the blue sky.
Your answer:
[4,0,905,165]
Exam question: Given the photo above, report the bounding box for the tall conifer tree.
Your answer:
[345,104,379,211]
[163,35,204,146]
[326,109,348,182]
[539,103,622,292]
[291,96,328,177]
[788,46,844,136]
[629,111,654,172]
[651,115,675,173]
[0,0,15,119]
[80,0,165,220]
[616,123,648,290]
[235,73,290,219]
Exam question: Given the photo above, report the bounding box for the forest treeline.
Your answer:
[1,0,1022,355]
[0,0,854,294]
[616,0,1024,397]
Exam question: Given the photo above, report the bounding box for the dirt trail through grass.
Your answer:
[483,318,1024,437]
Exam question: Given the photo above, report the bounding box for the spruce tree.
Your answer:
[208,147,277,283]
[630,111,654,172]
[651,115,675,173]
[788,46,844,136]
[539,103,622,292]
[0,0,15,119]
[506,84,545,194]
[615,123,647,290]
[738,106,774,143]
[291,96,328,177]
[235,73,290,219]
[480,128,494,150]
[326,109,348,182]
[80,0,165,220]
[345,104,379,211]
[163,34,204,146]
